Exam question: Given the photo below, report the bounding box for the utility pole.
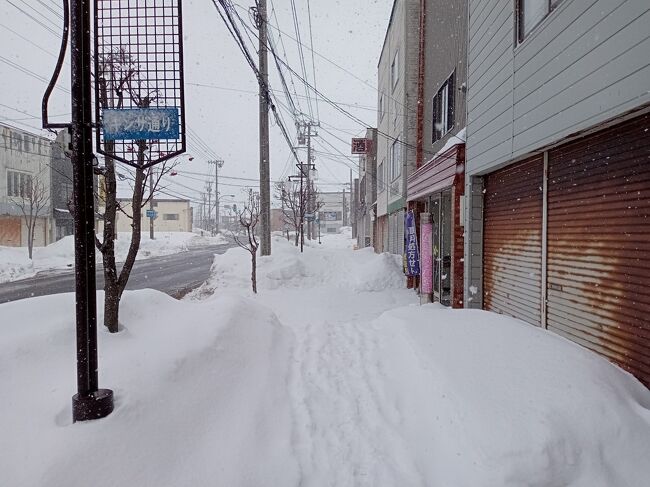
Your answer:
[306,125,312,240]
[208,159,224,234]
[342,186,347,227]
[149,169,155,239]
[206,181,213,234]
[258,0,271,256]
[69,0,113,422]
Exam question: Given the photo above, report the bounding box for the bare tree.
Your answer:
[274,180,305,248]
[14,173,49,260]
[94,47,178,333]
[232,189,260,294]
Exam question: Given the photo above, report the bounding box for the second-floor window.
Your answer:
[6,171,32,198]
[163,213,179,221]
[433,72,455,143]
[518,0,562,42]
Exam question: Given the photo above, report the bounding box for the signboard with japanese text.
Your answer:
[323,211,339,221]
[351,138,372,155]
[404,210,420,277]
[102,108,180,141]
[94,0,186,169]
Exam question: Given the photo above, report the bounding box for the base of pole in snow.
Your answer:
[72,389,114,422]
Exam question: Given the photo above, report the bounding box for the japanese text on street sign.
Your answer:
[102,108,180,141]
[351,138,371,154]
[405,210,420,276]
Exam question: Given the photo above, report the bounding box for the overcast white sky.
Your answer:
[0,0,392,208]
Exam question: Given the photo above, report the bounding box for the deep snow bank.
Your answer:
[373,305,650,486]
[0,232,228,283]
[195,235,404,296]
[0,290,299,487]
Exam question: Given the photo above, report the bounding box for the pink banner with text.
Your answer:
[420,221,433,294]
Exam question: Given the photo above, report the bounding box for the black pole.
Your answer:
[70,0,113,422]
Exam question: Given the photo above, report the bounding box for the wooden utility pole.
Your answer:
[208,159,224,234]
[258,0,271,255]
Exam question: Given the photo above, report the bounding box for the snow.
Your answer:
[427,126,467,164]
[1,232,649,486]
[0,231,229,283]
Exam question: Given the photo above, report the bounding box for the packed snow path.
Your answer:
[275,292,422,486]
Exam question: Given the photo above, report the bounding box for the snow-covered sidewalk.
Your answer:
[0,231,229,283]
[1,232,649,486]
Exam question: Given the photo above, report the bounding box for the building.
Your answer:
[464,0,650,386]
[376,0,421,255]
[110,198,193,233]
[356,128,378,249]
[406,0,467,307]
[0,123,54,247]
[51,129,74,240]
[318,191,346,234]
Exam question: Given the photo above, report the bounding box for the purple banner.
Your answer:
[404,210,420,276]
[420,220,433,294]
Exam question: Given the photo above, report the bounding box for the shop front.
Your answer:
[407,144,465,308]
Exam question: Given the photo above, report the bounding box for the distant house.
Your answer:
[465,0,650,386]
[108,198,193,234]
[318,191,347,234]
[0,123,54,247]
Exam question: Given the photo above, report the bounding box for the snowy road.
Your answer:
[0,244,233,303]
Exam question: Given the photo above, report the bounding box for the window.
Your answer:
[6,170,32,198]
[518,0,562,42]
[390,138,402,181]
[391,50,399,90]
[377,160,385,190]
[432,72,455,143]
[379,93,385,121]
[163,213,179,220]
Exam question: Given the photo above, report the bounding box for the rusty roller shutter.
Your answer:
[483,156,544,325]
[547,115,650,386]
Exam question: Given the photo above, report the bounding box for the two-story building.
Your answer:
[406,0,468,307]
[376,0,421,256]
[464,0,650,387]
[356,128,378,249]
[0,123,54,247]
[318,191,347,235]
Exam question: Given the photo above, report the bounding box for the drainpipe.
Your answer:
[416,0,427,169]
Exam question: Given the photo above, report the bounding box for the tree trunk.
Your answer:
[27,221,34,260]
[251,250,257,294]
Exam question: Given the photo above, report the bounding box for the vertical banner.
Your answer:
[404,210,420,276]
[420,214,433,295]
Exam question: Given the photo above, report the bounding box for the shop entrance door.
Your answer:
[430,190,452,306]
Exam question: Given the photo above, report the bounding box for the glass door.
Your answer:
[440,190,452,306]
[430,195,441,302]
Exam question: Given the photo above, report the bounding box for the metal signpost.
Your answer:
[42,0,186,422]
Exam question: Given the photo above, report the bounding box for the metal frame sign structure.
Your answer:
[94,0,187,169]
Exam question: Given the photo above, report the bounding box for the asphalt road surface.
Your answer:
[0,244,233,304]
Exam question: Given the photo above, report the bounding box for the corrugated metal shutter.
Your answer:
[547,115,650,386]
[483,156,544,325]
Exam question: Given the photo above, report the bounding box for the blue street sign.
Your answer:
[146,209,157,219]
[102,108,180,141]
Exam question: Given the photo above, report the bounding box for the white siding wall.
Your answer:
[467,0,650,176]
